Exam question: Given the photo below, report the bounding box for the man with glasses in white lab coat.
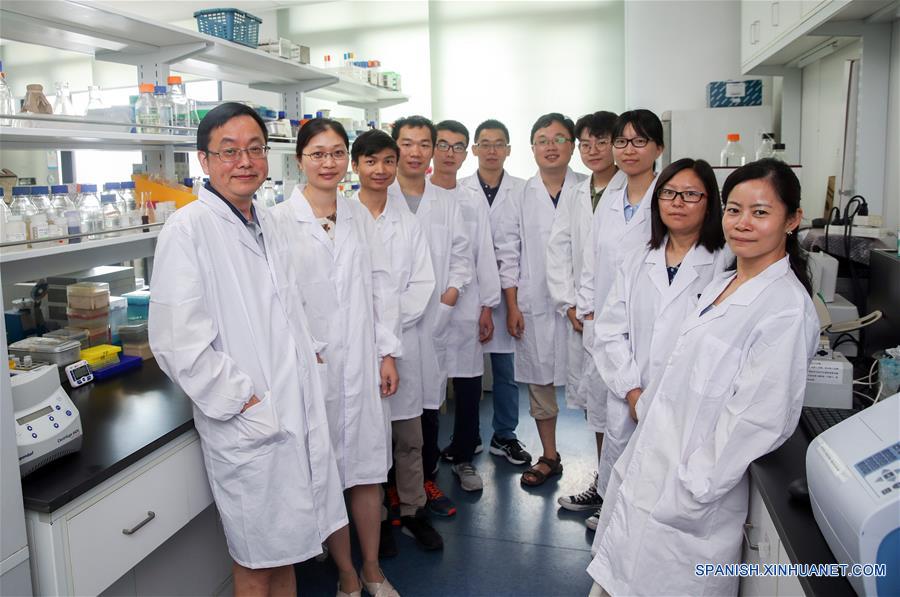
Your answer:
[150,102,346,596]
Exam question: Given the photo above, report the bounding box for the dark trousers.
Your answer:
[450,376,482,463]
[421,408,440,481]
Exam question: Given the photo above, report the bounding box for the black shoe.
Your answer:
[400,510,444,551]
[441,436,484,463]
[489,435,532,465]
[379,520,398,558]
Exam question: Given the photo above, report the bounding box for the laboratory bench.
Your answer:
[745,427,855,597]
[20,360,232,596]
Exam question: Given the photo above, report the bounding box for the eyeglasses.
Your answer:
[435,140,467,154]
[206,145,270,162]
[612,137,650,149]
[302,149,348,163]
[658,188,706,203]
[533,134,572,148]
[578,139,611,153]
[474,141,509,152]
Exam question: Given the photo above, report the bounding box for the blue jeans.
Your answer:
[490,352,519,440]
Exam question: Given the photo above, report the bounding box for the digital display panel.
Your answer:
[17,406,53,425]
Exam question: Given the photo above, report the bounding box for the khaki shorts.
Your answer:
[528,383,559,420]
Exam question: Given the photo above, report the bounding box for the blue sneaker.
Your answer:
[424,480,456,517]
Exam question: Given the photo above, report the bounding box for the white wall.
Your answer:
[799,40,863,223]
[885,19,900,234]
[428,1,624,178]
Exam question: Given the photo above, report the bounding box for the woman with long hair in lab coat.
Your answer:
[589,157,729,550]
[269,119,402,597]
[575,109,663,529]
[586,159,820,596]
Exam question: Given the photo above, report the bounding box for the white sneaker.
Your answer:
[586,508,601,531]
[451,462,484,492]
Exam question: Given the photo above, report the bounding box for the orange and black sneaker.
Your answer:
[386,484,402,527]
[424,480,456,517]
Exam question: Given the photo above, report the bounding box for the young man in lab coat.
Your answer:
[389,116,472,518]
[459,120,532,467]
[429,120,502,492]
[548,111,621,514]
[149,103,346,595]
[495,113,588,488]
[351,129,443,552]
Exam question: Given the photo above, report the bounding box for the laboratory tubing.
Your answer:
[0,61,15,127]
[755,132,775,161]
[167,76,191,134]
[53,81,76,116]
[135,83,159,134]
[720,133,747,167]
[154,85,173,132]
[79,184,104,240]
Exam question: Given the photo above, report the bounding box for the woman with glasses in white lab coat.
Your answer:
[589,158,729,548]
[586,159,820,596]
[269,119,401,597]
[575,109,663,528]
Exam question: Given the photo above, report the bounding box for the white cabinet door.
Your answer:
[776,542,805,596]
[768,1,803,42]
[741,481,780,597]
[802,0,827,15]
[742,0,768,65]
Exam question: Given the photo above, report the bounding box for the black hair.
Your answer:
[575,111,618,140]
[721,158,811,294]
[391,115,436,144]
[295,117,349,156]
[197,102,268,153]
[649,158,725,253]
[530,113,575,144]
[435,119,470,146]
[351,129,399,163]
[613,109,664,147]
[474,119,510,143]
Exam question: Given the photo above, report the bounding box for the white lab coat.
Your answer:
[576,174,658,434]
[495,168,587,386]
[351,190,437,421]
[591,239,732,501]
[441,184,501,377]
[149,188,346,569]
[587,256,820,596]
[388,180,472,409]
[547,170,626,408]
[269,189,401,489]
[459,171,526,354]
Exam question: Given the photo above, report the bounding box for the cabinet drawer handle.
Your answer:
[743,522,759,551]
[122,511,156,536]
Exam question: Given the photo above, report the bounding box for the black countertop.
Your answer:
[751,427,855,597]
[20,360,194,513]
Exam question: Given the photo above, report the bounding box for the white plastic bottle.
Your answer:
[154,85,173,134]
[771,143,787,162]
[135,83,159,134]
[29,213,52,246]
[720,133,747,167]
[755,133,775,161]
[79,184,103,239]
[0,61,15,127]
[167,76,191,135]
[258,178,277,209]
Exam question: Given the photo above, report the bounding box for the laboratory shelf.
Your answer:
[0,126,196,151]
[0,0,337,89]
[305,75,409,109]
[0,230,160,284]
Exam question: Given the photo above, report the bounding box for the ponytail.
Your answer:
[786,233,812,295]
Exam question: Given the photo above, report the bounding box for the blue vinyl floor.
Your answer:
[295,385,598,596]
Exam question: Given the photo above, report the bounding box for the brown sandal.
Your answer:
[520,454,563,487]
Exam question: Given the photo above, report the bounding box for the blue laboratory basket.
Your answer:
[194,8,262,48]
